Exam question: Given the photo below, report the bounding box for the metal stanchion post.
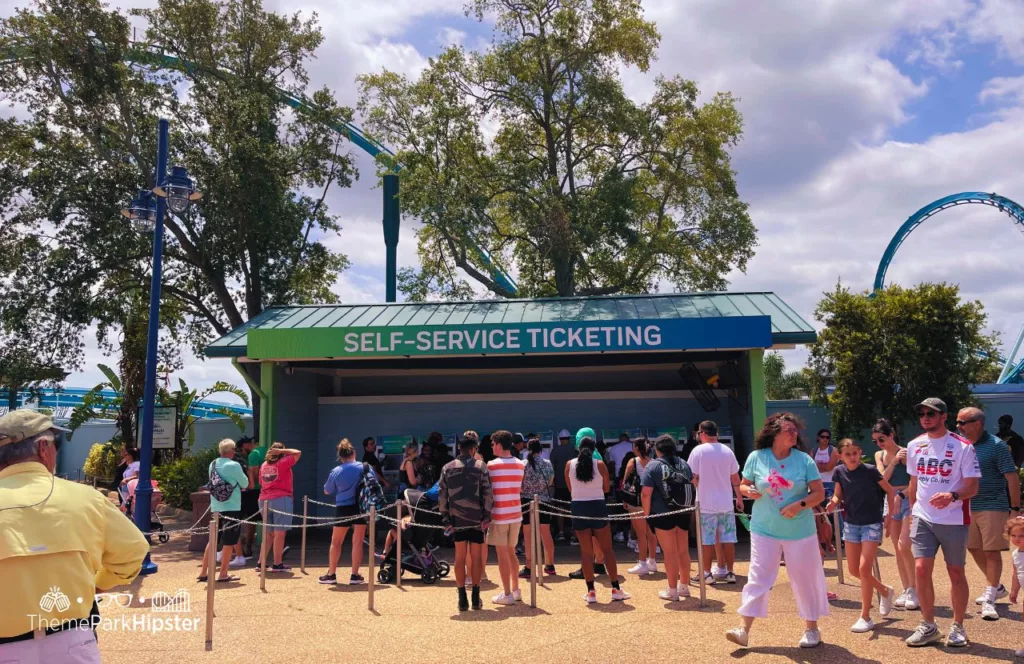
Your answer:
[534,497,544,588]
[205,512,218,649]
[873,557,882,605]
[368,506,376,612]
[694,504,706,607]
[833,510,844,585]
[259,501,270,591]
[530,499,538,608]
[301,496,308,574]
[396,499,403,589]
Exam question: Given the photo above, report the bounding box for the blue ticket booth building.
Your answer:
[206,292,815,505]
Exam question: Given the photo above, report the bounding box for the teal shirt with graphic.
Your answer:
[208,457,249,513]
[742,448,819,541]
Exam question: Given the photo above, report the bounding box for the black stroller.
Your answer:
[377,489,451,584]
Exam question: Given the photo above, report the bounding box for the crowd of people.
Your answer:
[190,399,1024,652]
[2,395,1023,660]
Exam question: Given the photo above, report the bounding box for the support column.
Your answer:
[260,362,277,445]
[748,349,767,436]
[382,174,400,303]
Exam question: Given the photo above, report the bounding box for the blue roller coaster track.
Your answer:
[873,191,1024,383]
[0,387,252,420]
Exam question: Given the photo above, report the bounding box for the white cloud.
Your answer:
[967,0,1024,63]
[980,75,1024,105]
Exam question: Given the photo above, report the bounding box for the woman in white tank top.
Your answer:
[566,435,629,604]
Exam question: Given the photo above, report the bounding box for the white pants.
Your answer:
[739,532,830,621]
[0,628,101,664]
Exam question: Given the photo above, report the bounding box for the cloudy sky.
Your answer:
[4,0,1024,404]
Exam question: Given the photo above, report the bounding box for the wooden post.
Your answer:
[300,496,308,574]
[259,501,270,591]
[395,499,403,589]
[833,510,844,585]
[205,512,218,649]
[530,499,538,608]
[368,505,376,612]
[694,503,706,607]
[534,496,544,588]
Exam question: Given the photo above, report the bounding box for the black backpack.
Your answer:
[658,457,695,509]
[206,461,238,502]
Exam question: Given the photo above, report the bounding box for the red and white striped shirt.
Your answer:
[487,456,525,524]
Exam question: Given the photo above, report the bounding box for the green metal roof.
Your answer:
[205,292,816,358]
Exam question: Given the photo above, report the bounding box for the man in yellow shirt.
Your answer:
[0,410,150,661]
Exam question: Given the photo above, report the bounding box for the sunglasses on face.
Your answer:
[818,434,831,440]
[916,410,942,419]
[871,437,886,445]
[955,419,979,427]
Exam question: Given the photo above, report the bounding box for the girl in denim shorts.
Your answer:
[827,438,898,633]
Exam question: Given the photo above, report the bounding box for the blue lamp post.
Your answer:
[121,119,201,575]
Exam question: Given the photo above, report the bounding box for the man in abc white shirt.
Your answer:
[905,398,981,649]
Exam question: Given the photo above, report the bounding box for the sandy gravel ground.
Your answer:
[94,517,1023,664]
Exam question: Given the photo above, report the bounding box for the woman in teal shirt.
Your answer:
[725,413,828,650]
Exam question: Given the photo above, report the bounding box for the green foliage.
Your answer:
[83,441,119,481]
[808,283,1000,438]
[763,351,812,400]
[0,0,353,377]
[152,446,218,510]
[358,0,755,298]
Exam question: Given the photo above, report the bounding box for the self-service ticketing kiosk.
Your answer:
[534,430,554,459]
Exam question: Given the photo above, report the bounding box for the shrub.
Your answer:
[83,442,119,483]
[152,447,219,510]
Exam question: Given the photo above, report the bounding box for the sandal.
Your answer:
[216,575,239,583]
[197,576,208,583]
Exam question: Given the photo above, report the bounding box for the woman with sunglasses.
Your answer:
[726,413,829,649]
[872,418,918,610]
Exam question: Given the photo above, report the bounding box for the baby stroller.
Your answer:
[123,478,169,544]
[377,489,451,585]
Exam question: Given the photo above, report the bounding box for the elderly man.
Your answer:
[0,410,149,661]
[201,439,249,583]
[956,407,1021,620]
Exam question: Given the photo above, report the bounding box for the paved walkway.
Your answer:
[97,523,1022,663]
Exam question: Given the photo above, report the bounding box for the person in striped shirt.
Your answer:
[487,430,526,605]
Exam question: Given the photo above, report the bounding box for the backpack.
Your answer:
[617,461,643,507]
[658,457,695,509]
[206,461,237,502]
[356,463,387,516]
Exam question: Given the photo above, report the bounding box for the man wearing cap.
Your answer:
[235,436,258,561]
[905,398,981,648]
[955,407,1020,620]
[550,428,576,542]
[0,410,149,661]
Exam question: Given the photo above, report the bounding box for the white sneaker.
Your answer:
[583,590,597,604]
[977,584,1008,604]
[511,588,522,602]
[614,531,626,543]
[712,564,728,578]
[799,629,822,648]
[981,600,999,621]
[851,617,875,633]
[228,555,247,568]
[677,583,691,598]
[611,588,630,601]
[656,546,662,554]
[894,589,907,609]
[646,558,657,574]
[627,540,638,552]
[725,627,749,648]
[904,587,920,610]
[659,588,679,601]
[491,592,515,606]
[628,562,649,575]
[879,587,895,617]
